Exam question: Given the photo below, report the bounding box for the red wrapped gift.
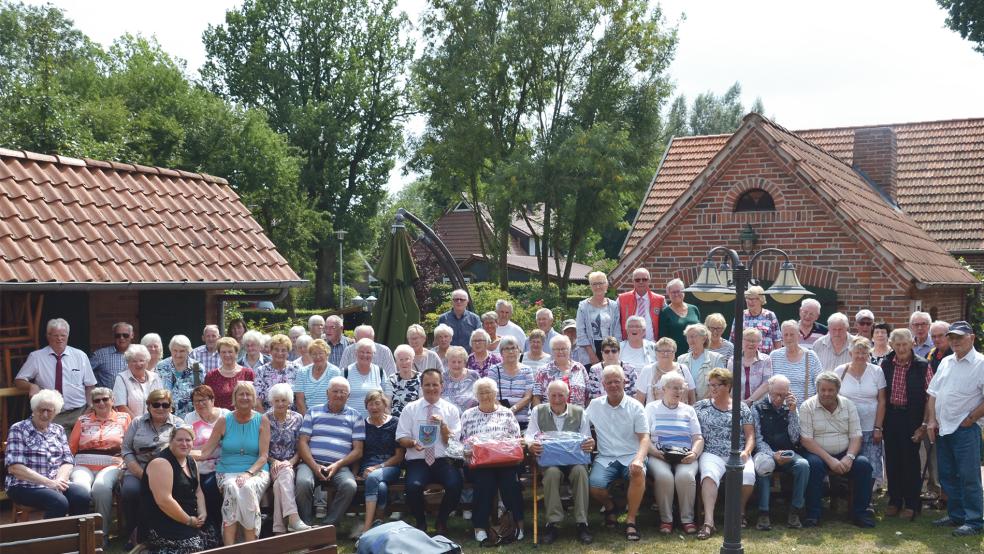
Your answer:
[467,434,524,469]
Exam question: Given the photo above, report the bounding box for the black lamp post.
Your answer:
[684,246,813,554]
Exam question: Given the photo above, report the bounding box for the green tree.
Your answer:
[663,82,766,137]
[938,0,984,55]
[202,0,414,308]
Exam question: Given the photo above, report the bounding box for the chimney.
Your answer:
[852,127,898,204]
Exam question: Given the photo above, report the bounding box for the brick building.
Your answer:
[611,114,980,329]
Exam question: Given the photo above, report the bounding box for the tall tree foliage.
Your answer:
[665,82,765,137]
[202,0,414,308]
[938,0,984,55]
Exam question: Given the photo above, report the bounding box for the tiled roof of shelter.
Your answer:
[0,148,304,288]
[623,117,984,254]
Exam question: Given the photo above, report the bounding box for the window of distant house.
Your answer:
[734,189,776,212]
[453,201,472,212]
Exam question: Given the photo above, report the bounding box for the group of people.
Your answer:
[4,269,984,551]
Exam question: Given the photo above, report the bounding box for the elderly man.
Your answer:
[324,315,353,368]
[296,376,364,526]
[308,315,326,340]
[921,320,951,504]
[397,368,463,534]
[494,299,527,350]
[910,311,934,358]
[526,379,595,544]
[15,319,96,431]
[926,321,984,536]
[797,299,827,349]
[812,313,853,372]
[190,324,222,372]
[526,308,560,355]
[438,289,481,353]
[90,322,133,389]
[585,365,649,542]
[854,310,875,340]
[618,267,665,342]
[799,371,874,528]
[927,321,953,372]
[753,374,808,530]
[563,319,592,367]
[337,325,397,376]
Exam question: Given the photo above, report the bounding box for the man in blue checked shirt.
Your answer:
[90,321,132,389]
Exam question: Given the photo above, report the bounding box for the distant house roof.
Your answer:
[616,114,977,287]
[623,117,984,255]
[0,148,305,289]
[460,253,592,282]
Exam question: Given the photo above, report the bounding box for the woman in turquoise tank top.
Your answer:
[193,381,270,545]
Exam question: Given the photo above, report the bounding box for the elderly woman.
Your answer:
[294,334,314,367]
[358,390,405,535]
[203,337,255,410]
[659,278,701,357]
[727,328,773,405]
[294,339,340,414]
[678,324,726,402]
[158,335,203,419]
[196,381,271,545]
[731,286,782,353]
[287,326,306,361]
[406,324,442,371]
[480,311,502,352]
[576,271,622,365]
[467,328,502,378]
[121,389,181,546]
[461,378,525,544]
[489,335,534,429]
[254,334,297,411]
[771,320,824,404]
[5,390,90,519]
[521,329,552,369]
[142,333,164,372]
[835,337,887,495]
[139,425,214,553]
[69,387,131,538]
[636,337,697,405]
[620,316,657,368]
[389,344,421,417]
[443,345,482,413]
[646,373,703,535]
[114,344,164,419]
[344,338,394,419]
[588,336,640,400]
[238,330,271,370]
[706,313,734,359]
[226,318,248,345]
[431,323,454,369]
[533,334,590,407]
[870,322,893,365]
[881,328,931,520]
[695,368,756,540]
[183,385,227,538]
[264,383,310,534]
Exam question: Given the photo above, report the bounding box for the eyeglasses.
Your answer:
[633,278,649,282]
[911,322,929,327]
[656,349,675,354]
[857,320,874,326]
[452,298,468,303]
[709,382,728,389]
[92,397,111,404]
[193,397,212,403]
[589,281,607,287]
[151,402,171,409]
[602,348,619,354]
[114,333,131,339]
[707,326,725,332]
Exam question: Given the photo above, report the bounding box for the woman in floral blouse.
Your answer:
[253,334,297,411]
[443,346,481,414]
[158,335,204,418]
[264,383,309,534]
[532,335,589,407]
[388,344,420,417]
[467,329,502,378]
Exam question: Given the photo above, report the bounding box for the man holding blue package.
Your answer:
[526,379,594,544]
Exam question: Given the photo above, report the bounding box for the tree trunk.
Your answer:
[314,245,336,308]
[497,223,510,289]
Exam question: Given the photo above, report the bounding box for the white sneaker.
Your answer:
[463,510,472,520]
[515,528,524,541]
[315,506,327,520]
[288,519,312,533]
[474,529,488,542]
[389,511,402,520]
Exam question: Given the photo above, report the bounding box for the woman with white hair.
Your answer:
[443,346,481,413]
[532,334,589,407]
[521,329,552,369]
[576,271,622,365]
[726,328,773,405]
[264,382,310,534]
[389,344,421,417]
[678,324,725,402]
[480,312,502,353]
[253,334,297,411]
[620,315,657,368]
[238,330,271,370]
[294,334,315,367]
[770,320,823,404]
[659,278,701,357]
[730,285,782,354]
[431,324,454,369]
[287,326,306,361]
[705,313,734,359]
[4,390,91,519]
[141,333,164,371]
[344,338,393,419]
[114,344,164,419]
[460,378,525,544]
[159,335,203,418]
[468,328,502,378]
[407,324,442,371]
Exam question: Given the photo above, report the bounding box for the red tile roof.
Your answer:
[0,148,304,288]
[618,114,977,286]
[623,117,984,255]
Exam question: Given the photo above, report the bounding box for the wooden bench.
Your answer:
[0,513,103,554]
[202,525,337,554]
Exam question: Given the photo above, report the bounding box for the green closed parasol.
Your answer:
[371,224,421,350]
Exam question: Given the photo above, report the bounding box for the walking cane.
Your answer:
[533,460,539,547]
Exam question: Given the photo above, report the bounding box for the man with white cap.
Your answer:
[562,319,592,367]
[854,310,875,341]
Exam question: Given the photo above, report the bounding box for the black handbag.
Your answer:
[660,445,690,465]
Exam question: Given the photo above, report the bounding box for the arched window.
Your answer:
[734,189,776,212]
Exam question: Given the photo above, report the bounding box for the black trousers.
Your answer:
[883,408,922,511]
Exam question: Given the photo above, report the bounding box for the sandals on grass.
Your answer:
[697,523,716,540]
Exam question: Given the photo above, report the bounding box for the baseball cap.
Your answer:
[946,321,973,336]
[562,319,577,332]
[855,309,875,322]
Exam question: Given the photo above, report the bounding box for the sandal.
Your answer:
[625,522,641,541]
[659,522,673,535]
[602,506,619,528]
[697,523,715,540]
[682,522,698,535]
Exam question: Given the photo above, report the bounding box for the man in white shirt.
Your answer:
[585,365,649,541]
[925,321,984,536]
[493,299,527,350]
[396,368,463,535]
[812,313,854,372]
[15,318,96,431]
[337,325,397,376]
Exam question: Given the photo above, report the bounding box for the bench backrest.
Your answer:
[202,525,337,554]
[0,512,103,554]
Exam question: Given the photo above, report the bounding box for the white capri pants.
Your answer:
[698,452,755,486]
[218,471,271,531]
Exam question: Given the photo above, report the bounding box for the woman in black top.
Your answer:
[139,425,215,553]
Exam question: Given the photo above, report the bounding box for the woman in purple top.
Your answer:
[443,346,482,413]
[264,383,309,534]
[467,329,502,378]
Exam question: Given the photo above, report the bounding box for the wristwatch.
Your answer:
[845,453,856,461]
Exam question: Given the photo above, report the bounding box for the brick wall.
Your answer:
[852,127,898,203]
[88,291,139,351]
[914,287,968,324]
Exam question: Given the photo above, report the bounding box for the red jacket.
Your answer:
[618,290,666,339]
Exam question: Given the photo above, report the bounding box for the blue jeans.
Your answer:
[405,458,463,528]
[757,453,809,512]
[589,459,643,490]
[937,424,984,529]
[7,483,90,519]
[363,465,401,507]
[804,451,873,522]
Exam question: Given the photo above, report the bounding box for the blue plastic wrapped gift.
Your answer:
[536,431,591,467]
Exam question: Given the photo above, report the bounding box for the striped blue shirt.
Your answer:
[769,347,822,404]
[645,400,701,449]
[300,404,365,465]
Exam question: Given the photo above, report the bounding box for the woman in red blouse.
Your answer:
[204,337,255,410]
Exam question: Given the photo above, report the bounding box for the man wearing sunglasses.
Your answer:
[90,321,134,389]
[854,310,875,341]
[617,267,664,342]
[437,289,481,353]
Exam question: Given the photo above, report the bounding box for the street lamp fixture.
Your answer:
[351,295,378,313]
[683,246,812,554]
